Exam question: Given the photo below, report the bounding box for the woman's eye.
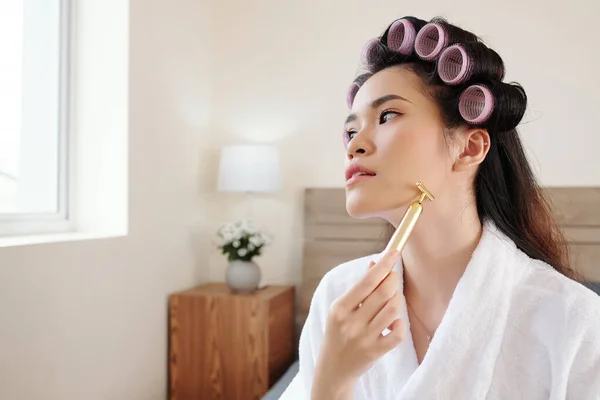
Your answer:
[379,110,399,124]
[344,111,399,142]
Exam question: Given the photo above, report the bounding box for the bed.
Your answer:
[262,186,600,398]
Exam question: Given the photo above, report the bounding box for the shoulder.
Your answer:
[520,261,600,393]
[483,220,600,321]
[487,225,600,393]
[514,254,600,343]
[520,257,600,316]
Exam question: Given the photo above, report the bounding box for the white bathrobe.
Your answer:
[280,220,600,399]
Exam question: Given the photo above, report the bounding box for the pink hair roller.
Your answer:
[438,43,505,85]
[360,38,380,65]
[386,18,417,55]
[459,85,495,124]
[437,44,471,84]
[414,23,448,61]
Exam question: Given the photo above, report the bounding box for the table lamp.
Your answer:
[216,144,281,293]
[217,144,281,194]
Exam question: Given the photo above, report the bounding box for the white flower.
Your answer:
[245,220,258,234]
[220,222,233,233]
[222,232,233,243]
[234,227,245,240]
[249,236,261,247]
[217,219,272,254]
[234,221,243,232]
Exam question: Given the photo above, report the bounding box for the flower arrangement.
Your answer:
[216,219,272,262]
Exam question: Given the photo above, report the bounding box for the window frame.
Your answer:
[0,0,74,237]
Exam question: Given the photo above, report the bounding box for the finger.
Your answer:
[368,290,402,336]
[357,261,379,309]
[336,250,400,312]
[363,250,399,295]
[378,317,405,349]
[355,271,399,323]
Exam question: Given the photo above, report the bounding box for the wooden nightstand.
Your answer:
[168,283,296,400]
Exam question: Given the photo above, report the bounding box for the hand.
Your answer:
[311,250,405,399]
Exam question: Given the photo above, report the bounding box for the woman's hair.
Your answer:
[348,16,580,280]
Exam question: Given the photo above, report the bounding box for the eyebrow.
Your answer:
[345,94,412,125]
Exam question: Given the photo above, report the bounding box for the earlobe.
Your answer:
[453,128,490,171]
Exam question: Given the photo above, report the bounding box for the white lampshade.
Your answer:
[217,144,281,193]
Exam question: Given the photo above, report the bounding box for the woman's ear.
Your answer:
[453,128,490,171]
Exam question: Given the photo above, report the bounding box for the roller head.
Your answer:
[459,85,495,124]
[386,18,417,55]
[416,181,435,202]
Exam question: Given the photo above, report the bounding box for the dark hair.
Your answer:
[350,16,580,281]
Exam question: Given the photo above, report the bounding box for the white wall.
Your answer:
[0,0,598,399]
[0,0,214,398]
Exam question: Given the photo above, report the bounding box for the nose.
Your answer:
[346,130,374,160]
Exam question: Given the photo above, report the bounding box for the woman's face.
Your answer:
[343,66,455,223]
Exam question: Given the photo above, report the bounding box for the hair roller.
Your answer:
[385,17,427,55]
[360,38,379,64]
[360,38,385,66]
[459,85,495,124]
[415,19,479,61]
[437,42,505,85]
[459,82,527,132]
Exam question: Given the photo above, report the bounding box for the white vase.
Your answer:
[225,259,261,293]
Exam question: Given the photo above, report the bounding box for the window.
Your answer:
[0,0,71,235]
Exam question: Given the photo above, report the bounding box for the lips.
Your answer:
[345,163,376,183]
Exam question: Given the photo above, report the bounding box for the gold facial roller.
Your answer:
[379,181,435,281]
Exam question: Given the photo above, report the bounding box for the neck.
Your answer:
[388,193,483,310]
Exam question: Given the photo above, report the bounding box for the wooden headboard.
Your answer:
[298,187,600,330]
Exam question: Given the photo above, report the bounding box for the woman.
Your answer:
[281,16,600,399]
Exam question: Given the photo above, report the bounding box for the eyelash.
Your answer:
[345,109,401,140]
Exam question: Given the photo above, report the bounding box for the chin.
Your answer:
[345,187,387,219]
[346,202,373,219]
[345,184,414,221]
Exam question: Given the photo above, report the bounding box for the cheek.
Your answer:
[380,123,448,185]
[385,122,445,163]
